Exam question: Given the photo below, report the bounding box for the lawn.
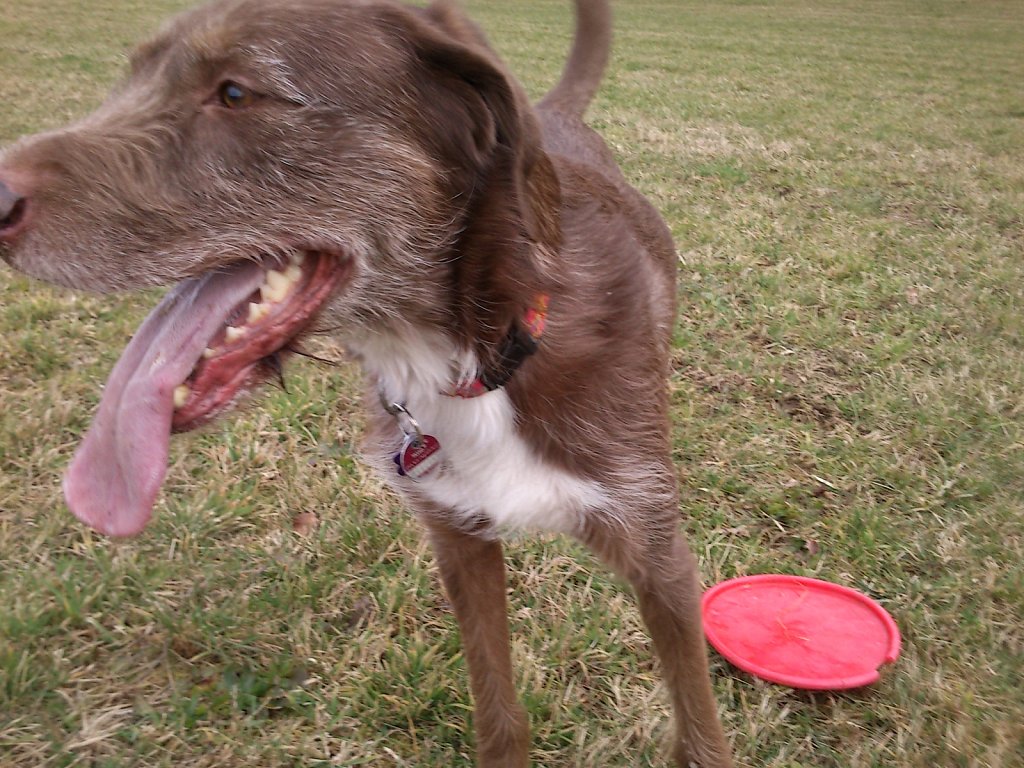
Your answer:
[1,0,1021,766]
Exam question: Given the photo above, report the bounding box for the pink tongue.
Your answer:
[64,261,266,537]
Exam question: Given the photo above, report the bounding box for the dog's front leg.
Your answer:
[581,519,734,768]
[426,520,530,768]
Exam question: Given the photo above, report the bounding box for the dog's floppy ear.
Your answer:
[386,1,562,354]
[416,1,561,252]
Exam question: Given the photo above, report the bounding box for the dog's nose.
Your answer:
[0,178,28,241]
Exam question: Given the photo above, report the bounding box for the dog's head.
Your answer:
[0,0,561,535]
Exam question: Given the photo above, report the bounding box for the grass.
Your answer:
[1,0,1022,765]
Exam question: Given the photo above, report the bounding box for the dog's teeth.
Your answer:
[267,269,290,290]
[173,384,190,409]
[261,269,291,303]
[203,347,217,359]
[225,325,246,343]
[285,264,302,283]
[247,301,269,324]
[260,283,289,304]
[289,252,305,266]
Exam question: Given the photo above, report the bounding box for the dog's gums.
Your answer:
[171,251,352,431]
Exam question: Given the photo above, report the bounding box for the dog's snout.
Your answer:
[0,178,29,241]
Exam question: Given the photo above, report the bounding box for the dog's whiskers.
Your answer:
[284,343,341,367]
[262,351,289,392]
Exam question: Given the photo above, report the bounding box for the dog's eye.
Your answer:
[217,81,254,109]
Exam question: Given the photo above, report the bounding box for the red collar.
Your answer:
[448,294,549,398]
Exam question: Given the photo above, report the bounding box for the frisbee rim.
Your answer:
[702,574,901,690]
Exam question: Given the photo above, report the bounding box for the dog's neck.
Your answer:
[447,293,549,398]
[350,294,549,407]
[349,325,473,409]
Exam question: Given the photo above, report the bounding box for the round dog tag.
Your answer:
[398,434,442,479]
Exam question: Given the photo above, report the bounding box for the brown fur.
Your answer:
[0,1,734,765]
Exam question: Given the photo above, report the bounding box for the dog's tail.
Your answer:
[538,0,612,117]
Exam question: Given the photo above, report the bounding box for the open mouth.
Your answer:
[171,251,350,431]
[63,249,352,538]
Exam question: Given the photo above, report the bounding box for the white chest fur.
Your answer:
[350,328,606,534]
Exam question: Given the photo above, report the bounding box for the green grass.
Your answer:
[1,0,1022,766]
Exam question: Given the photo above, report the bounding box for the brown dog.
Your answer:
[0,1,733,765]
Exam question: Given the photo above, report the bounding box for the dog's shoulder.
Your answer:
[541,143,676,296]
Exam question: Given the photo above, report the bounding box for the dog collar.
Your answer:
[448,294,549,398]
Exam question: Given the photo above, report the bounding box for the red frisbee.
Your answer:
[702,574,900,690]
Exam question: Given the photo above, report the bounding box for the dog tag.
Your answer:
[395,434,443,479]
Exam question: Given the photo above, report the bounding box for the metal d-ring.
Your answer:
[378,396,424,446]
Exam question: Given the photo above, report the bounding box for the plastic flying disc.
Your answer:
[701,575,901,690]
